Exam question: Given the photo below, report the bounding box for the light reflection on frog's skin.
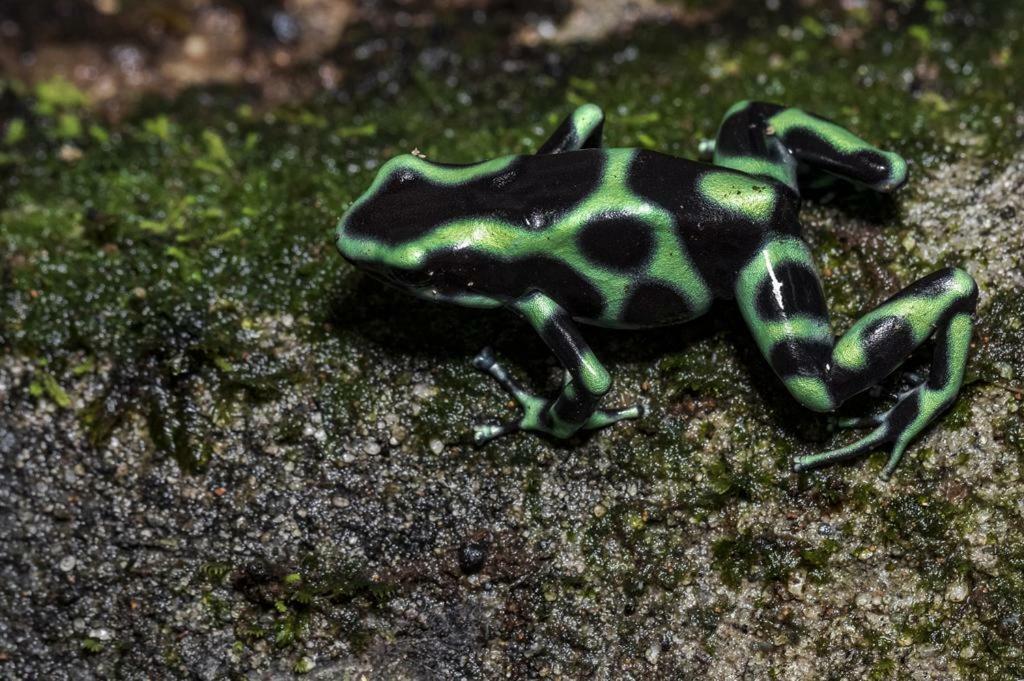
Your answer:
[337,101,977,479]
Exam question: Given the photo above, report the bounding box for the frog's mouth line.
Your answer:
[356,265,431,292]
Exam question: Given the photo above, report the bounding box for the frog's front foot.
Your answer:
[471,347,642,445]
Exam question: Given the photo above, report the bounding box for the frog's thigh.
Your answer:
[536,103,605,154]
[515,291,611,435]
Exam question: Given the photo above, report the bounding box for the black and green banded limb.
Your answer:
[336,100,978,478]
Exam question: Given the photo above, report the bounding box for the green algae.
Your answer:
[711,530,836,589]
[199,554,395,657]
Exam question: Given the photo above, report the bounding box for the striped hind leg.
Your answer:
[735,236,978,478]
[707,100,907,193]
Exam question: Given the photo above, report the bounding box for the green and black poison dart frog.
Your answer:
[335,101,978,479]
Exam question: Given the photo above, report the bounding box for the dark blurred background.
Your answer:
[0,0,967,121]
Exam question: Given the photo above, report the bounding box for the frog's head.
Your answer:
[335,154,436,293]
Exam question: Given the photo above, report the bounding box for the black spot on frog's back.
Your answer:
[619,281,696,327]
[343,152,605,246]
[576,216,654,271]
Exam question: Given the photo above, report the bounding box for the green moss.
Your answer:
[712,530,833,589]
[214,553,396,655]
[998,414,1024,459]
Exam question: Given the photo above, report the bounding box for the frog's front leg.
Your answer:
[472,291,642,444]
[736,236,978,478]
[536,103,605,154]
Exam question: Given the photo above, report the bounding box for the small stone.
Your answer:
[901,234,917,251]
[331,496,349,508]
[390,425,407,443]
[787,571,806,598]
[645,642,660,664]
[960,645,975,659]
[364,441,381,455]
[59,556,77,572]
[58,144,83,162]
[946,581,969,602]
[458,539,489,575]
[412,383,436,400]
[592,503,607,518]
[543,589,557,602]
[429,439,444,455]
[88,627,113,641]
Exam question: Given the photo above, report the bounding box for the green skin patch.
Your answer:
[337,101,978,477]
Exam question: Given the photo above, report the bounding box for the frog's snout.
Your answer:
[335,212,378,272]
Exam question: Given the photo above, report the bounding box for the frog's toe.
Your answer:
[473,421,519,446]
[472,347,529,399]
[472,346,497,372]
[583,403,644,430]
[833,412,885,430]
[792,424,892,475]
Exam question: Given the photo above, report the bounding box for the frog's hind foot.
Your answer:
[795,395,916,480]
[793,423,894,478]
[833,412,885,430]
[795,322,973,480]
[832,371,925,431]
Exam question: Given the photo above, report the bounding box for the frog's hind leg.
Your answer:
[735,236,978,478]
[472,291,642,444]
[536,103,605,154]
[710,100,907,193]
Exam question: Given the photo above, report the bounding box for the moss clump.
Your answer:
[204,554,395,654]
[874,495,969,586]
[712,530,835,589]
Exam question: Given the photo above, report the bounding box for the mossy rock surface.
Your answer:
[2,2,1024,678]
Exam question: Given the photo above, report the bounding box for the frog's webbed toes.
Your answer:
[833,412,885,431]
[471,347,548,444]
[472,346,497,372]
[795,377,957,479]
[792,424,893,476]
[584,404,644,429]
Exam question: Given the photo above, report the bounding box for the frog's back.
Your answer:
[341,150,606,244]
[338,148,798,328]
